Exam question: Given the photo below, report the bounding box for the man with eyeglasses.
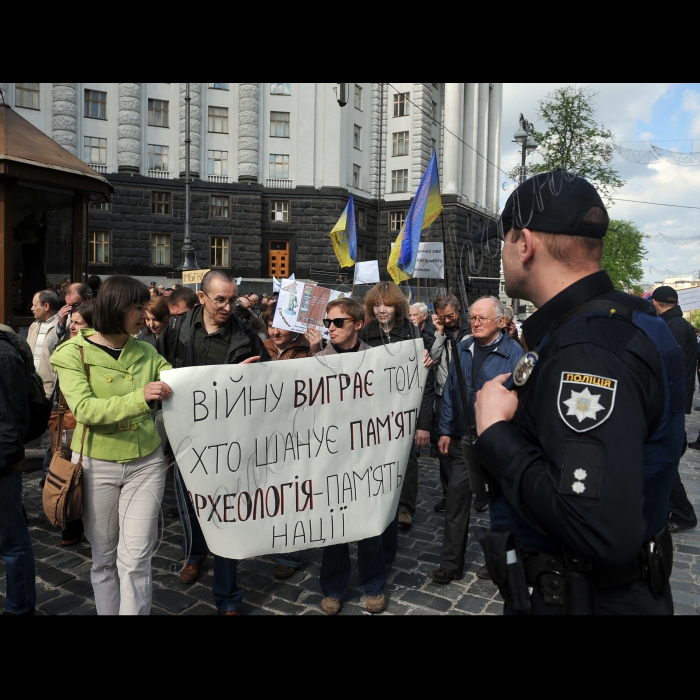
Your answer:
[428,296,524,584]
[168,270,270,615]
[429,294,472,512]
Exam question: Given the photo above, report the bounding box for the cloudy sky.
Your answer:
[500,83,700,283]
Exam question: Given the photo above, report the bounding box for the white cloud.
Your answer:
[680,89,700,138]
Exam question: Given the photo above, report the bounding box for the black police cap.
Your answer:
[471,169,608,244]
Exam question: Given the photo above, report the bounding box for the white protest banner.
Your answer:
[272,280,346,338]
[677,285,700,312]
[161,340,428,559]
[354,260,380,285]
[412,242,444,279]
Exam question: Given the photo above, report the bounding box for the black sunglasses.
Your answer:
[323,317,351,329]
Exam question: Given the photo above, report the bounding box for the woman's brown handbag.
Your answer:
[48,393,77,456]
[43,348,89,529]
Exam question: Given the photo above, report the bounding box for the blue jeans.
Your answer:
[320,534,387,599]
[276,551,303,568]
[0,472,36,614]
[175,467,242,612]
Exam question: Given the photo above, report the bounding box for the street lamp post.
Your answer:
[512,113,538,183]
[179,82,199,271]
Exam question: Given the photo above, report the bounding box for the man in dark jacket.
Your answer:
[429,296,524,584]
[652,286,698,532]
[173,270,271,615]
[430,294,473,511]
[0,330,35,615]
[156,286,199,365]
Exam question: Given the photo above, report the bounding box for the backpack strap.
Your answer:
[75,346,90,465]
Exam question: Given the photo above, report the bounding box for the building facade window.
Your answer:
[84,136,107,164]
[89,201,110,211]
[356,243,365,262]
[207,150,228,177]
[391,169,408,193]
[393,92,410,117]
[210,236,230,267]
[271,83,291,95]
[269,154,289,179]
[208,106,228,133]
[15,83,40,110]
[390,211,406,231]
[271,200,289,222]
[210,195,229,218]
[353,164,361,189]
[353,124,362,150]
[270,111,290,138]
[89,231,110,264]
[151,235,171,265]
[85,90,107,120]
[354,84,362,110]
[392,131,409,156]
[208,83,229,90]
[147,144,169,171]
[357,208,365,228]
[147,99,169,127]
[151,191,171,215]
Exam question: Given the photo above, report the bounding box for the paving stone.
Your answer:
[37,566,75,587]
[400,589,453,612]
[63,579,95,598]
[151,586,197,613]
[182,603,218,615]
[237,569,274,589]
[454,594,489,614]
[391,571,426,589]
[264,581,302,602]
[673,602,697,616]
[265,598,305,615]
[468,578,498,599]
[41,594,85,615]
[484,601,504,615]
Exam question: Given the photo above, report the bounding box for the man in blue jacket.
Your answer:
[429,296,524,584]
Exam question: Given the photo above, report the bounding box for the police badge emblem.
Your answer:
[513,351,538,387]
[557,372,617,433]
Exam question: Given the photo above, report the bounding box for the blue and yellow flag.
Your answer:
[387,151,443,284]
[330,194,357,268]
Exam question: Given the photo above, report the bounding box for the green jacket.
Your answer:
[50,329,172,462]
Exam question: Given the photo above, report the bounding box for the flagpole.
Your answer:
[439,212,450,293]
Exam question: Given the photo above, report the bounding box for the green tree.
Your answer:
[602,219,646,292]
[530,86,625,206]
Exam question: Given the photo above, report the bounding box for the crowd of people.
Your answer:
[1,170,698,616]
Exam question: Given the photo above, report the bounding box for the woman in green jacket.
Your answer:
[51,276,173,615]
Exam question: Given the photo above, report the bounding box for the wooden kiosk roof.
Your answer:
[0,103,113,197]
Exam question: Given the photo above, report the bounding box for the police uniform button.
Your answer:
[550,579,559,590]
[104,376,112,383]
[125,373,132,381]
[138,403,144,410]
[130,424,138,430]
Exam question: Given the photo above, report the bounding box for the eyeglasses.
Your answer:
[323,317,351,329]
[468,315,502,325]
[437,313,457,321]
[203,292,238,309]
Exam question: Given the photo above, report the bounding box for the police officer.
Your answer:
[473,170,683,615]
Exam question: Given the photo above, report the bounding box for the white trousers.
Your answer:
[74,447,166,615]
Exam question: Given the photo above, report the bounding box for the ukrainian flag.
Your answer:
[387,150,443,284]
[330,194,357,268]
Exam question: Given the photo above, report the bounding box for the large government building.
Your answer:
[1,82,502,300]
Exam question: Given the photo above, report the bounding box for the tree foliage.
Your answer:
[602,219,646,292]
[530,86,625,206]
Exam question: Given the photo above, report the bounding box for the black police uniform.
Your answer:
[475,270,680,615]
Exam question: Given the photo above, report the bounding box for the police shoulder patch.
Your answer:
[557,372,617,433]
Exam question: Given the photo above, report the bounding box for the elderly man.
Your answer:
[429,294,472,511]
[409,302,436,352]
[429,296,524,584]
[27,290,60,393]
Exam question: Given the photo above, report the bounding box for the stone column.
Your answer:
[411,83,433,190]
[475,82,490,207]
[117,83,141,174]
[442,83,462,195]
[462,83,478,202]
[370,83,382,198]
[486,83,502,213]
[179,83,201,179]
[52,83,78,156]
[238,83,259,182]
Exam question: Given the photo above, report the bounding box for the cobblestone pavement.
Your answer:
[3,401,700,616]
